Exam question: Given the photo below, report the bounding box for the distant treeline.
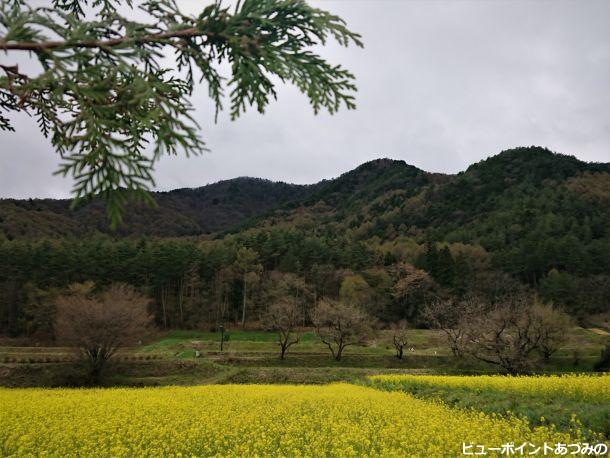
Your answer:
[1,225,608,339]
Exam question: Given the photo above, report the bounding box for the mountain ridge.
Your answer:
[0,146,608,240]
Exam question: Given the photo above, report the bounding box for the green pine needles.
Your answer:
[0,0,362,226]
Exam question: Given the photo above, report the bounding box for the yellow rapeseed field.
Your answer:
[368,373,610,402]
[0,383,579,457]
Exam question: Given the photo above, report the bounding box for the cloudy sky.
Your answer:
[1,0,609,199]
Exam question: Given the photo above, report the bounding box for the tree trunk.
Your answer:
[335,345,343,361]
[241,274,247,328]
[178,278,184,327]
[160,286,168,329]
[542,349,551,360]
[87,348,107,385]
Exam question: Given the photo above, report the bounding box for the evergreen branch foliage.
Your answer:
[0,0,362,226]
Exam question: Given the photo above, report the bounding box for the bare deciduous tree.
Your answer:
[464,294,543,374]
[392,263,436,320]
[232,247,262,328]
[312,299,372,361]
[426,293,570,373]
[391,320,410,359]
[55,283,152,382]
[263,299,301,360]
[423,297,475,358]
[531,302,572,360]
[262,271,311,327]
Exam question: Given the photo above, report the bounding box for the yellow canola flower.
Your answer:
[0,383,578,457]
[0,384,577,457]
[368,373,610,403]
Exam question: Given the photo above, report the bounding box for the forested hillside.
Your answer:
[0,177,311,238]
[1,146,609,338]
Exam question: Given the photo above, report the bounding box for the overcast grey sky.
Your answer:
[1,0,609,199]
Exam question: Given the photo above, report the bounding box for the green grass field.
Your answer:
[368,374,610,439]
[0,326,607,388]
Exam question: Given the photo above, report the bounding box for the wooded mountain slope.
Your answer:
[1,147,609,336]
[2,147,608,245]
[0,177,311,238]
